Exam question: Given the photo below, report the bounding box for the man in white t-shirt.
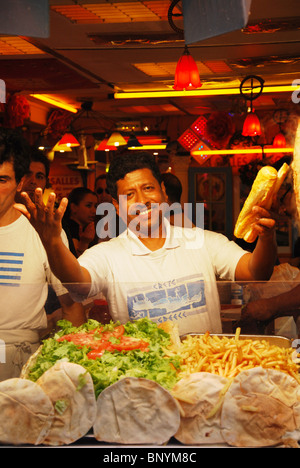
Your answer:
[0,131,85,381]
[17,151,278,336]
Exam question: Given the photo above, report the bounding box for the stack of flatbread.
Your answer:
[171,367,300,447]
[0,362,97,446]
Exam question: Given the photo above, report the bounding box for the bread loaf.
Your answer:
[292,120,300,229]
[234,163,289,243]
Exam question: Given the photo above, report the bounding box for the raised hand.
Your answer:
[250,205,276,240]
[14,188,68,245]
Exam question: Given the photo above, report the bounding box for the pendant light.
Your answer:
[173,45,201,91]
[240,75,264,137]
[127,133,142,148]
[107,132,127,147]
[57,132,80,147]
[242,108,261,137]
[273,132,286,148]
[272,109,288,148]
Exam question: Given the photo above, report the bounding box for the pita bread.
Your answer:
[221,367,300,447]
[0,378,54,445]
[36,361,96,446]
[93,377,180,445]
[20,345,42,379]
[172,372,229,445]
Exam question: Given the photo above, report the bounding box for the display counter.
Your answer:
[0,278,300,449]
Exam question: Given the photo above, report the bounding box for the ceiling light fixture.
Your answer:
[128,144,167,150]
[272,109,288,148]
[107,132,127,147]
[242,110,262,137]
[29,94,78,113]
[191,147,293,156]
[57,132,80,147]
[113,84,295,100]
[127,133,142,148]
[273,132,286,148]
[240,75,264,137]
[173,45,201,91]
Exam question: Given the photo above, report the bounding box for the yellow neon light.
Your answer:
[30,94,78,113]
[128,144,166,150]
[191,147,294,156]
[114,85,296,100]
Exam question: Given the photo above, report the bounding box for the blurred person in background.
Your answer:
[94,173,126,241]
[62,186,98,257]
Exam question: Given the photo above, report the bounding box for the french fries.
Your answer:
[166,328,300,384]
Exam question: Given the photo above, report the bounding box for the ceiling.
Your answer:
[0,0,300,145]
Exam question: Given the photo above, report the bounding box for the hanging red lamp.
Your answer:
[57,132,80,147]
[242,110,262,137]
[240,75,264,138]
[173,45,202,90]
[273,132,286,148]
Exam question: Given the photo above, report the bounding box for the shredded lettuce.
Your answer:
[26,318,180,398]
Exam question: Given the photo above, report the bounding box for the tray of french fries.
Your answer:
[175,329,298,381]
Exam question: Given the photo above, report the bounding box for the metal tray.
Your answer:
[180,333,292,348]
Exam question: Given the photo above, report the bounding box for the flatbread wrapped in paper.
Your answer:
[0,378,54,445]
[36,361,96,446]
[220,367,300,447]
[93,377,180,445]
[172,372,230,445]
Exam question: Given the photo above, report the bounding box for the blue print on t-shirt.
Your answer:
[0,252,24,286]
[127,274,206,323]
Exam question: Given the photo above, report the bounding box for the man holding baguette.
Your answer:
[15,151,277,336]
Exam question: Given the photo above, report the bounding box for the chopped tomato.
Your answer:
[101,324,125,340]
[87,349,106,360]
[56,323,149,358]
[111,337,149,352]
[56,332,96,347]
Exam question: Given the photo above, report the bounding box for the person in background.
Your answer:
[62,187,98,257]
[160,172,182,205]
[16,149,86,336]
[94,173,126,241]
[95,174,112,205]
[0,130,85,381]
[17,151,278,337]
[161,172,194,227]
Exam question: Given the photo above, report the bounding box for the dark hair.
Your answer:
[106,151,161,199]
[161,172,182,204]
[64,186,97,219]
[0,129,30,183]
[95,173,107,183]
[29,148,50,179]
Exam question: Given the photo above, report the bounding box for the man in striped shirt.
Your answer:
[0,129,85,381]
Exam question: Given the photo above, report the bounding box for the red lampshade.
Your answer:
[273,132,286,148]
[242,111,261,137]
[173,46,202,91]
[58,133,80,147]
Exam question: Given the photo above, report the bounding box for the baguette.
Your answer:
[234,163,289,243]
[292,120,300,229]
